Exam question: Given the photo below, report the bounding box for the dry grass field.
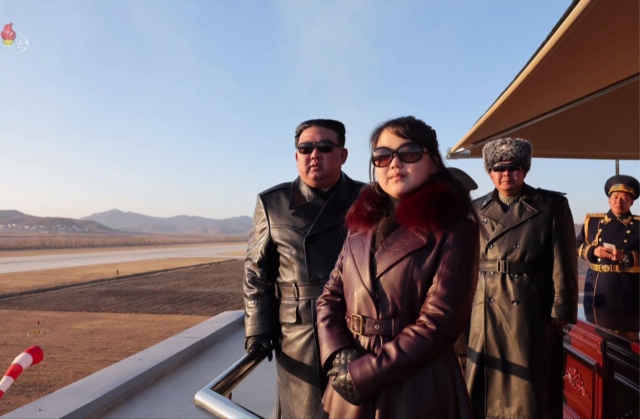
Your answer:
[0,257,227,296]
[0,260,245,415]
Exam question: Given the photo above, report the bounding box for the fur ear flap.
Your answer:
[346,179,468,236]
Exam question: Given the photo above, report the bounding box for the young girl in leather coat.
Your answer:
[316,116,479,418]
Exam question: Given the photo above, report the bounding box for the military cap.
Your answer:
[605,175,639,200]
[482,137,532,173]
[448,167,478,191]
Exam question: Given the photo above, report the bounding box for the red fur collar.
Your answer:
[346,178,468,237]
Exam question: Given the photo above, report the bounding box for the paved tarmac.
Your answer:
[0,244,247,274]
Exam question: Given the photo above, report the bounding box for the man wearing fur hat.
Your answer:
[466,137,578,419]
[577,175,639,332]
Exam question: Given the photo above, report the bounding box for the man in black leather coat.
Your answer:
[244,119,364,418]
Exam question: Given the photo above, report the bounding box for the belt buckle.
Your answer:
[601,265,612,273]
[497,260,509,273]
[351,314,364,335]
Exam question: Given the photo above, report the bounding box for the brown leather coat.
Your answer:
[467,184,579,419]
[317,179,479,419]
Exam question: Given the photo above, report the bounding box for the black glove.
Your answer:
[245,334,274,361]
[328,348,363,405]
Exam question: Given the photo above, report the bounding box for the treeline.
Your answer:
[0,234,246,251]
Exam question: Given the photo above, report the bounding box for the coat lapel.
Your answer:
[307,173,351,238]
[348,230,376,302]
[288,177,323,232]
[487,186,540,242]
[374,226,428,278]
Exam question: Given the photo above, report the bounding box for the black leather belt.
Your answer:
[279,283,325,300]
[479,260,541,274]
[345,312,408,337]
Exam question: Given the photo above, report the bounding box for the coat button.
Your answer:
[599,238,602,241]
[627,230,631,234]
[511,300,520,306]
[487,298,495,304]
[488,271,494,277]
[598,229,602,232]
[511,273,519,278]
[482,219,488,224]
[488,244,494,249]
[631,222,635,225]
[374,325,380,330]
[624,239,629,243]
[513,243,521,249]
[598,258,602,262]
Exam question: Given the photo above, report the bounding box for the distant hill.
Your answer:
[0,210,116,234]
[82,209,252,235]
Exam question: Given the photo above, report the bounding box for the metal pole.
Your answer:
[615,159,620,175]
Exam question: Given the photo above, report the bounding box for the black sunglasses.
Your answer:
[371,143,427,168]
[297,141,341,155]
[491,164,522,173]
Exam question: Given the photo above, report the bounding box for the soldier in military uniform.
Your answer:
[466,138,578,419]
[244,119,364,419]
[577,175,639,331]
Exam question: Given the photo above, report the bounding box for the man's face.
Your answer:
[608,191,633,217]
[295,126,348,190]
[488,160,527,197]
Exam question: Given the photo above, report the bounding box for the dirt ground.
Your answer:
[0,260,244,415]
[0,234,247,252]
[0,257,227,296]
[0,241,246,258]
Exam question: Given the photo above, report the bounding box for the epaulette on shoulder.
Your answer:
[536,187,567,196]
[261,182,291,196]
[633,215,640,221]
[584,213,606,221]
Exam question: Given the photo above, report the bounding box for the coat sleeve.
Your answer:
[316,242,354,370]
[244,194,278,337]
[348,218,479,398]
[576,218,597,262]
[550,197,579,322]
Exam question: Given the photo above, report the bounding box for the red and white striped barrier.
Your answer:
[0,346,44,400]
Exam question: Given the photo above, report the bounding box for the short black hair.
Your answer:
[294,119,346,147]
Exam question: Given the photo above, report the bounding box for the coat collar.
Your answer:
[346,176,469,238]
[605,210,633,225]
[479,184,541,243]
[479,183,542,210]
[289,176,324,210]
[289,173,355,237]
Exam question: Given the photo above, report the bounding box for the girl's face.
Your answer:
[373,129,437,199]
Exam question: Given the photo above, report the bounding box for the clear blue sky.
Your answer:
[1,1,637,223]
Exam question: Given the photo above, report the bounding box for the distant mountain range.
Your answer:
[0,210,117,234]
[0,209,252,236]
[82,209,252,235]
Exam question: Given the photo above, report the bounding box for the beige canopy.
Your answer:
[448,0,639,160]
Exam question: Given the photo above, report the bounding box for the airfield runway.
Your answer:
[0,244,247,274]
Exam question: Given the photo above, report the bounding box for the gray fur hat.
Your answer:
[482,137,532,173]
